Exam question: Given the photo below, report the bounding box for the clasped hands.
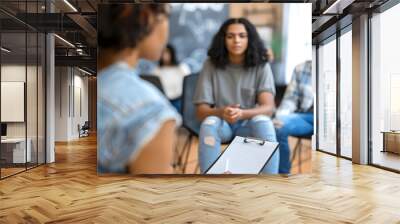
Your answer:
[222,104,243,124]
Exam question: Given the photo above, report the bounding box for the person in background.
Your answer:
[274,60,313,174]
[97,4,181,174]
[193,18,279,174]
[153,44,191,112]
[159,44,179,67]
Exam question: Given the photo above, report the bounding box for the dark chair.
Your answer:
[78,121,90,138]
[290,134,312,173]
[139,75,165,94]
[174,73,201,173]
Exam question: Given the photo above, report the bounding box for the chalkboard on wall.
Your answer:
[168,3,229,73]
[137,3,228,75]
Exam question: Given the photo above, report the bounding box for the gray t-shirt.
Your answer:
[193,59,275,109]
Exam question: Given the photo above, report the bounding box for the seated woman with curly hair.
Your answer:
[193,18,279,174]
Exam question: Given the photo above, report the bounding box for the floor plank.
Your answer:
[1,134,400,223]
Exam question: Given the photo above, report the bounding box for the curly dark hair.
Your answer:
[208,18,268,69]
[98,3,169,51]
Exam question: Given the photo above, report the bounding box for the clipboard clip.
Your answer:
[243,137,265,146]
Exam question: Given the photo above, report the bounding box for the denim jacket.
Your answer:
[97,62,181,173]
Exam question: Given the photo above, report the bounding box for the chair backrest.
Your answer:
[181,73,201,136]
[140,75,165,94]
[82,121,90,129]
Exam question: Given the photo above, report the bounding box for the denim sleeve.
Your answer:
[98,97,181,173]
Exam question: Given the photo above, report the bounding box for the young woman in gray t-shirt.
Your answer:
[193,18,279,174]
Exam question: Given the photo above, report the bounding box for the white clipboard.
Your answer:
[205,136,279,174]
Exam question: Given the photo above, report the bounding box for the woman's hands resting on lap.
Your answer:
[222,104,243,124]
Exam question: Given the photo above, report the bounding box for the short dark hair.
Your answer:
[159,44,178,66]
[98,4,169,51]
[207,18,268,69]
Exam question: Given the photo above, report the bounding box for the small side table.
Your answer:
[381,131,400,154]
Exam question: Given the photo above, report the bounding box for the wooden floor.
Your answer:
[1,135,400,223]
[1,167,26,178]
[372,150,400,171]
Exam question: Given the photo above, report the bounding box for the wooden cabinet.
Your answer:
[382,131,400,154]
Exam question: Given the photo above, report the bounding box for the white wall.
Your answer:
[1,65,37,138]
[282,4,312,84]
[1,64,45,164]
[55,67,89,141]
[55,66,69,141]
[71,72,89,138]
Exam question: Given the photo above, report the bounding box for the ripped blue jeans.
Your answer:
[198,115,280,174]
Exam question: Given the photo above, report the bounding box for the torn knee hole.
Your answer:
[204,118,217,125]
[204,136,216,146]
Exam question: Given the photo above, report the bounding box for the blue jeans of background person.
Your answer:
[276,112,314,174]
[198,115,279,174]
[170,98,182,114]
